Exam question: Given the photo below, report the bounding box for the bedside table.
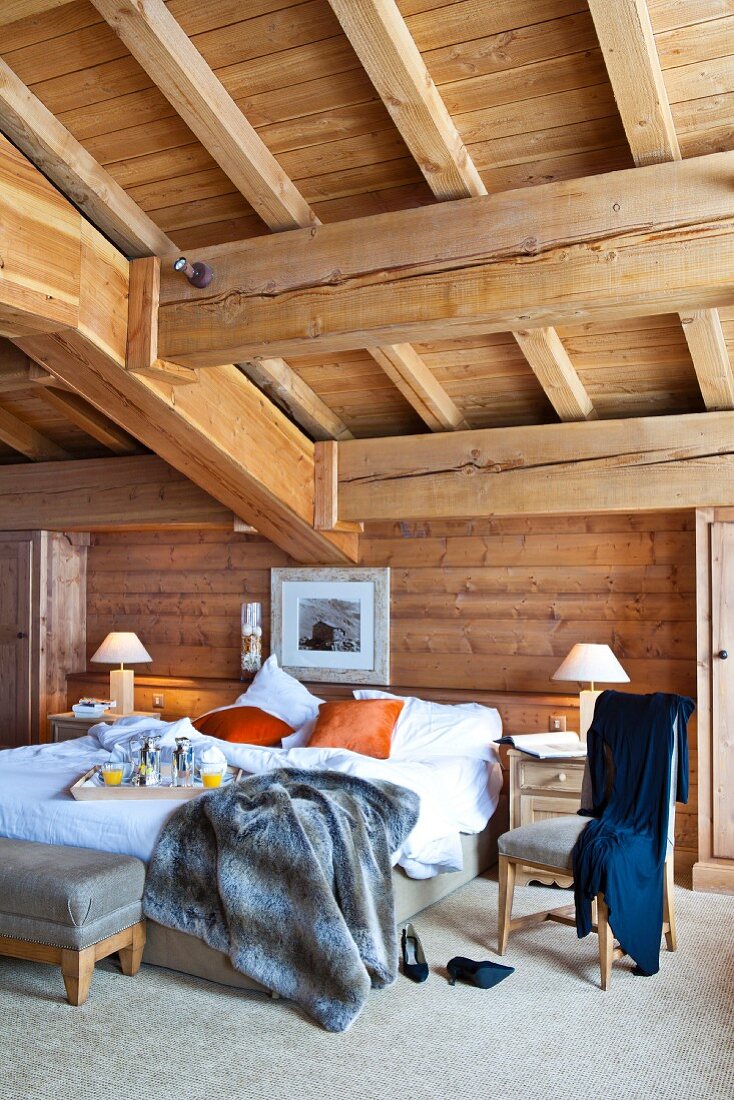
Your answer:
[48,712,158,743]
[507,748,586,886]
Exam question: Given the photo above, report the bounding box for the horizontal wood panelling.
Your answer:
[84,509,698,852]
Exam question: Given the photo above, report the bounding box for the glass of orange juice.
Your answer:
[200,764,224,789]
[101,761,124,786]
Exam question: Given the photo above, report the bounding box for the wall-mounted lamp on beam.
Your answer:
[173,256,214,289]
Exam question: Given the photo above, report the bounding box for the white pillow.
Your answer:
[353,689,501,761]
[236,655,324,730]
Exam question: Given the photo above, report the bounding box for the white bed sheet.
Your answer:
[0,723,502,880]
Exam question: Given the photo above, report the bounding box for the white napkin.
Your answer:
[94,716,203,755]
[196,744,227,772]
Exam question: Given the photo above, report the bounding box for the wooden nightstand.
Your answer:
[507,747,587,886]
[48,712,158,743]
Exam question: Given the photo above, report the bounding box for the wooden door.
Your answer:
[0,539,32,747]
[711,523,734,860]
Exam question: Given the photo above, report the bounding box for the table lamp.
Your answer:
[90,632,152,715]
[551,643,629,741]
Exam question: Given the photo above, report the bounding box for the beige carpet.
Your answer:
[0,872,732,1100]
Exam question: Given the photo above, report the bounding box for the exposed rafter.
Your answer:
[156,153,734,365]
[588,0,680,166]
[679,311,734,410]
[0,404,69,461]
[90,0,462,433]
[328,0,593,422]
[327,0,484,200]
[366,344,469,431]
[90,0,315,233]
[0,341,35,392]
[588,0,734,411]
[512,329,596,422]
[238,359,354,442]
[37,389,140,457]
[0,132,356,563]
[0,57,176,258]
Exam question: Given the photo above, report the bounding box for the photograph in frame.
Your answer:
[271,567,390,684]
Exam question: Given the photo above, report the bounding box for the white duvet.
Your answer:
[0,717,502,879]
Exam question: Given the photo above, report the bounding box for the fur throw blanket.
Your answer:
[143,768,420,1031]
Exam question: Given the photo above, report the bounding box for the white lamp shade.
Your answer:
[551,643,629,685]
[90,632,152,665]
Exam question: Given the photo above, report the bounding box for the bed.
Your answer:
[0,666,505,994]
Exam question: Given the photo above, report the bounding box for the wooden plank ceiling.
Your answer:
[0,0,731,463]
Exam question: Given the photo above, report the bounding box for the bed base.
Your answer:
[141,809,504,995]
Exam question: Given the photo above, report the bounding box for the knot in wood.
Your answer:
[520,237,539,255]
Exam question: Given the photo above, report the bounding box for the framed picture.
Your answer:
[270,567,390,684]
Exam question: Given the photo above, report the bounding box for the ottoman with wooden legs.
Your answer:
[0,838,146,1005]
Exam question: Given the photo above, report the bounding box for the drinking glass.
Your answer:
[200,764,224,789]
[101,761,124,787]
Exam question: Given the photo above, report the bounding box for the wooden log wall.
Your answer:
[84,511,697,857]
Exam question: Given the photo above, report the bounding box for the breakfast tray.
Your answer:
[70,765,243,801]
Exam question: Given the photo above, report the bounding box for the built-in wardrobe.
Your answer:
[695,509,734,894]
[0,531,86,746]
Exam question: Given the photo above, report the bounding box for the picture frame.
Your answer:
[270,567,390,684]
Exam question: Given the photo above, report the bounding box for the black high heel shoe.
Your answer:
[447,956,514,989]
[401,924,429,983]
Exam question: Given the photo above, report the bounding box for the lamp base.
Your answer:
[110,668,135,716]
[579,689,602,742]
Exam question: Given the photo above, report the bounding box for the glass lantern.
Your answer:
[240,601,263,677]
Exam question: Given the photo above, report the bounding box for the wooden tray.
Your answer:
[70,764,242,801]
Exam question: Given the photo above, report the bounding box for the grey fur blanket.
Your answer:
[143,768,420,1032]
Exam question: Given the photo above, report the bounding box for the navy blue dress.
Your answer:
[572,690,694,976]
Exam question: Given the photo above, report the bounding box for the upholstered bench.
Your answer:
[0,838,146,1005]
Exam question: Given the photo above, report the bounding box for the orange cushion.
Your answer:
[306,699,404,759]
[192,706,293,746]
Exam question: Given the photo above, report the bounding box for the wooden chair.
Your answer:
[497,725,679,990]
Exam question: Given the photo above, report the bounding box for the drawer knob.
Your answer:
[557,772,567,782]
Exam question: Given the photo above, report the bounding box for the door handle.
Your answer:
[719,649,729,660]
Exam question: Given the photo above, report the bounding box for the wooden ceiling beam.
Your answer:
[512,329,596,422]
[588,0,680,166]
[36,389,140,457]
[160,152,734,312]
[0,404,69,461]
[0,135,79,339]
[89,0,460,432]
[588,0,734,411]
[329,0,591,422]
[90,0,314,233]
[0,58,176,259]
[336,410,734,523]
[1,133,355,563]
[0,341,35,392]
[157,152,734,365]
[680,311,734,410]
[5,333,145,464]
[127,256,199,386]
[327,0,484,201]
[366,344,469,431]
[0,454,233,530]
[238,358,354,442]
